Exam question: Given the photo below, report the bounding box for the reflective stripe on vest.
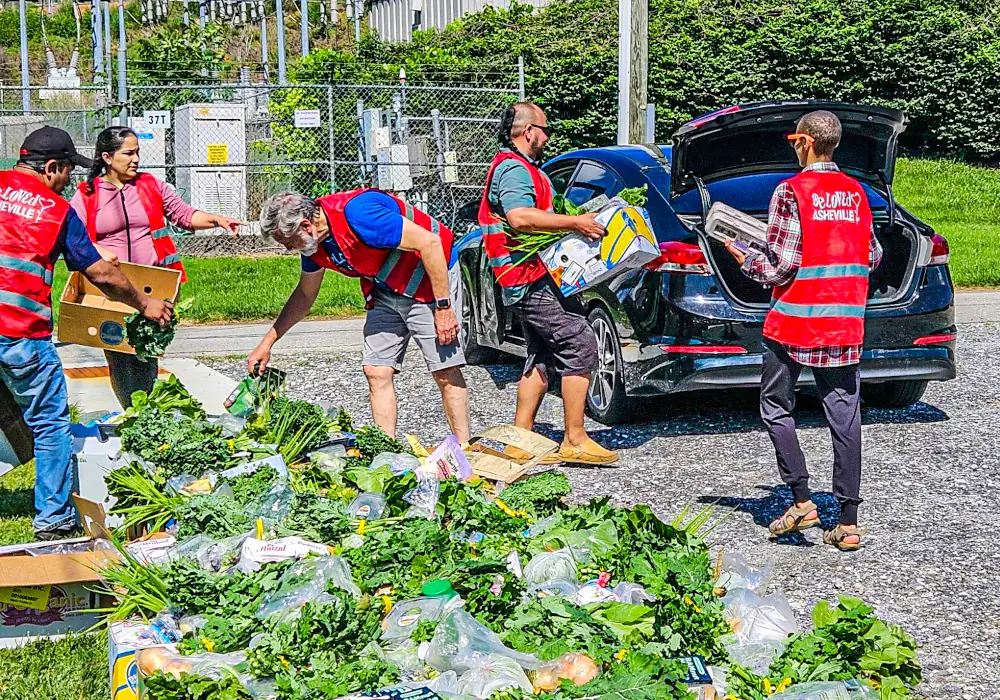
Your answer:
[0,290,52,319]
[0,254,54,285]
[771,300,867,319]
[794,263,868,281]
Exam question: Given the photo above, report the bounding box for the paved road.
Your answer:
[54,290,1000,366]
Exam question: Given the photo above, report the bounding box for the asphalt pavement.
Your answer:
[200,305,1000,700]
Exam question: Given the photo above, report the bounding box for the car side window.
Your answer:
[545,163,578,196]
[564,161,623,207]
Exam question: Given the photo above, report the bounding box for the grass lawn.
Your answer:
[0,631,107,700]
[0,463,34,546]
[51,254,365,325]
[894,158,1000,288]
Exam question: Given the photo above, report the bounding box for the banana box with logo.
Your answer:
[539,198,659,296]
[110,620,157,700]
[58,261,181,354]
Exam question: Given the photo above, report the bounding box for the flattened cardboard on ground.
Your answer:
[0,510,116,646]
[57,262,181,354]
[465,425,558,483]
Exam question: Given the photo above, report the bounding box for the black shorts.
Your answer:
[515,278,598,378]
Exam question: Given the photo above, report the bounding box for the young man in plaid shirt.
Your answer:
[726,110,882,551]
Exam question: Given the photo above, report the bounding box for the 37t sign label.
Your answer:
[143,111,171,130]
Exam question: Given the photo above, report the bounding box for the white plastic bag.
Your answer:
[404,470,442,519]
[236,536,331,574]
[715,551,774,594]
[719,634,786,675]
[349,492,388,520]
[523,549,577,585]
[381,596,450,641]
[456,654,534,699]
[769,680,878,700]
[532,653,600,692]
[425,609,540,674]
[613,582,655,605]
[526,579,579,601]
[722,588,798,641]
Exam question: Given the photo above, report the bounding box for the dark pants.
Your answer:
[105,351,158,410]
[516,278,598,378]
[760,339,862,525]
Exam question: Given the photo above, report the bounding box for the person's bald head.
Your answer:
[502,102,549,161]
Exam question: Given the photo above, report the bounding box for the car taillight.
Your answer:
[914,332,957,346]
[929,234,949,265]
[643,241,710,274]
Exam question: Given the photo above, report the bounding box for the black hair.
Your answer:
[499,104,517,148]
[18,158,73,174]
[83,126,138,195]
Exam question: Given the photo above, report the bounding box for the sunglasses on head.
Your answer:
[529,123,550,137]
[786,132,815,146]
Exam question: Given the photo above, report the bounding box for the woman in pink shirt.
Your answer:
[70,126,242,408]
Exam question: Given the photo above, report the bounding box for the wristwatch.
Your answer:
[434,298,451,310]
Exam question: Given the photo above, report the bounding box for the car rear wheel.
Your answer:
[586,307,632,425]
[460,276,495,365]
[861,380,928,408]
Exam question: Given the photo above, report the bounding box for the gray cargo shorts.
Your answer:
[362,287,466,373]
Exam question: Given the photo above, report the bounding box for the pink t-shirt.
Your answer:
[69,175,197,266]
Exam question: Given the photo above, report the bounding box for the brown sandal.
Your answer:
[824,525,862,551]
[768,503,820,536]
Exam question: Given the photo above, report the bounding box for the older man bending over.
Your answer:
[248,189,470,442]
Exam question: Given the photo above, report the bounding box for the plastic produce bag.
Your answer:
[715,551,774,595]
[526,579,579,601]
[523,514,562,539]
[207,413,247,437]
[613,582,655,605]
[349,492,388,520]
[382,596,451,641]
[719,634,786,675]
[456,654,534,699]
[256,556,361,620]
[166,473,216,496]
[769,680,878,700]
[236,536,331,574]
[575,579,620,605]
[532,653,600,692]
[310,446,347,472]
[247,481,295,526]
[565,521,618,565]
[136,647,246,681]
[404,470,442,519]
[167,532,250,572]
[371,452,422,476]
[523,549,578,585]
[425,610,539,674]
[722,588,798,641]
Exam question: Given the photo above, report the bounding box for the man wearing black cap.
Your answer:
[0,126,174,540]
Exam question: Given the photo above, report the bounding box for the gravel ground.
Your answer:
[204,323,1000,700]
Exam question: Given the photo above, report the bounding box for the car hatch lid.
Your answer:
[670,101,907,197]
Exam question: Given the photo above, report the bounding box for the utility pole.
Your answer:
[261,0,270,79]
[353,0,361,45]
[275,0,287,84]
[103,0,112,86]
[93,0,105,83]
[616,0,647,145]
[301,0,308,57]
[117,0,128,122]
[19,0,30,112]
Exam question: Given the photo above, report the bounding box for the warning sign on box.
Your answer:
[206,144,229,164]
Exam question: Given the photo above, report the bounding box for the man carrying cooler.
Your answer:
[249,189,470,443]
[480,102,618,465]
[0,127,173,540]
[725,110,883,551]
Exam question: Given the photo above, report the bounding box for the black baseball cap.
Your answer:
[18,126,93,168]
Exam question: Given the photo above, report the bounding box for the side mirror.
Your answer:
[457,200,479,223]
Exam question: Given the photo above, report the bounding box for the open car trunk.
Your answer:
[699,214,920,308]
[671,101,919,309]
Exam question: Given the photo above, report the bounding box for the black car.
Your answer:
[455,101,957,424]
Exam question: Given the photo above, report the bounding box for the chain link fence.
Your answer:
[1,77,520,254]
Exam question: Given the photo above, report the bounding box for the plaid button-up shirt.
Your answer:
[742,162,884,367]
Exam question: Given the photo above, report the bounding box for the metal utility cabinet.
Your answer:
[173,103,248,221]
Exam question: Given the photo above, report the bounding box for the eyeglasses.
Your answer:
[529,123,550,137]
[786,132,815,147]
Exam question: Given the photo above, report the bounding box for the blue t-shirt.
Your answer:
[58,208,102,272]
[301,190,404,274]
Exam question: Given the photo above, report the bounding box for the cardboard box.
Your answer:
[0,537,115,647]
[72,427,126,529]
[465,425,558,484]
[57,262,181,354]
[540,201,659,296]
[109,620,177,700]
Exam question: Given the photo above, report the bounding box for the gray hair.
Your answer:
[797,110,842,158]
[259,191,318,248]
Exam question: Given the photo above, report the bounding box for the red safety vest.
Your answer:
[478,150,551,291]
[763,169,874,348]
[314,189,454,309]
[77,173,187,282]
[0,170,68,339]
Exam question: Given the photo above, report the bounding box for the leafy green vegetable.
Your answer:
[499,469,572,517]
[125,297,195,363]
[142,672,253,700]
[222,465,280,506]
[122,373,206,426]
[353,424,413,462]
[175,493,253,540]
[119,408,231,479]
[617,184,649,207]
